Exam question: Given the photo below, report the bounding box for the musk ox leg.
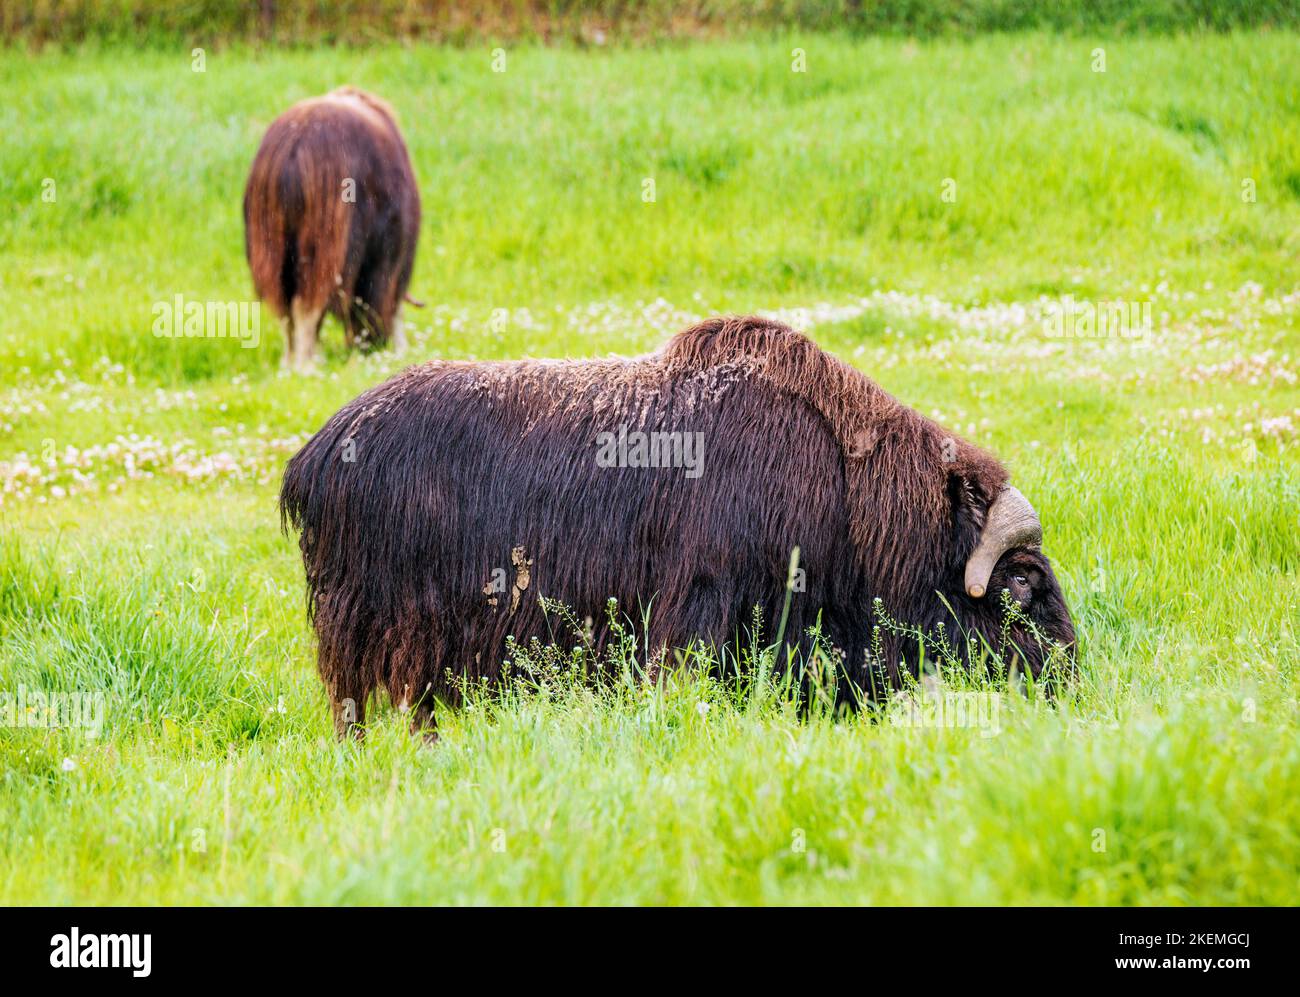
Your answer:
[339,291,362,352]
[278,315,293,369]
[390,307,408,354]
[649,573,736,672]
[352,256,406,353]
[395,681,438,744]
[408,698,438,745]
[289,297,325,372]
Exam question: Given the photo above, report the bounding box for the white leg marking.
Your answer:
[290,298,324,373]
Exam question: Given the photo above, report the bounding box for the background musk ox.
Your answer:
[282,316,1076,738]
[244,86,420,371]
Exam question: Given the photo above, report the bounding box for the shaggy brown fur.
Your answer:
[281,316,1076,738]
[243,87,420,370]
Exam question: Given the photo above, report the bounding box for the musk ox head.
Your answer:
[946,485,1076,687]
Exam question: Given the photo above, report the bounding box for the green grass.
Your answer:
[2,31,1299,905]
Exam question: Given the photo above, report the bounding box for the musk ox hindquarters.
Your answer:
[281,316,1076,739]
[244,87,421,371]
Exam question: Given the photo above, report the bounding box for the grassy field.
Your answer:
[2,31,1298,905]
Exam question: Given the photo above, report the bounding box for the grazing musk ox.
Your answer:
[281,316,1076,738]
[244,87,420,371]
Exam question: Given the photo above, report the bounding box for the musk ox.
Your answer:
[281,316,1076,738]
[244,86,420,371]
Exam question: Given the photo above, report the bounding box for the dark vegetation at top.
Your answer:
[4,0,1298,48]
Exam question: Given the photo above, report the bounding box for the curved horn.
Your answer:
[965,485,1042,598]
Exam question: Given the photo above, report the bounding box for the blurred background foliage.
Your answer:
[5,0,1300,48]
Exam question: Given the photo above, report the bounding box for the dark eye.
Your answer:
[1006,574,1032,604]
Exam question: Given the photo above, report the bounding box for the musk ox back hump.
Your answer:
[243,87,420,332]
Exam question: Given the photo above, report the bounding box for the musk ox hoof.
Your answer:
[279,348,323,375]
[285,356,323,376]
